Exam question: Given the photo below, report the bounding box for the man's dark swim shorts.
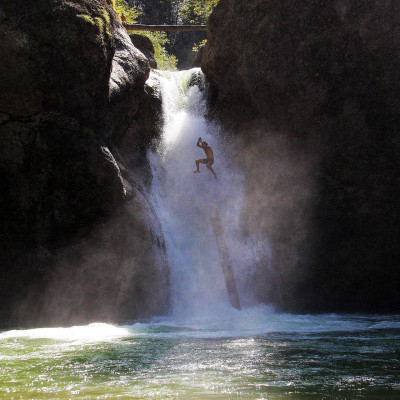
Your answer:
[202,158,214,166]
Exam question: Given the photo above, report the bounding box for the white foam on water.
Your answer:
[123,306,400,339]
[0,323,133,343]
[1,309,399,344]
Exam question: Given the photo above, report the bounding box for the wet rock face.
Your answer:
[108,24,151,142]
[202,0,400,312]
[0,0,168,325]
[114,71,163,179]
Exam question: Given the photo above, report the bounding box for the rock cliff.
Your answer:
[0,0,168,326]
[202,0,400,312]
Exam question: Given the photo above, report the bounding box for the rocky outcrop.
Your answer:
[0,0,168,326]
[113,71,163,179]
[202,0,400,313]
[129,34,157,69]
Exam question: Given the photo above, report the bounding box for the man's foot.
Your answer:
[193,170,200,173]
[213,173,217,179]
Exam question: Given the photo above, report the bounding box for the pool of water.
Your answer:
[1,306,399,399]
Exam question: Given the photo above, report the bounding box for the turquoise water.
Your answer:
[1,307,399,399]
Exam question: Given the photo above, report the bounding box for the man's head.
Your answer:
[202,141,208,146]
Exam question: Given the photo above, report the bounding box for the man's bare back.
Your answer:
[193,137,217,179]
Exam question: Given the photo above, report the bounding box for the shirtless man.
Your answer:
[193,137,217,179]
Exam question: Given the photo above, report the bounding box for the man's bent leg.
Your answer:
[193,159,203,173]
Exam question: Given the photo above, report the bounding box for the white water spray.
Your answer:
[149,69,267,321]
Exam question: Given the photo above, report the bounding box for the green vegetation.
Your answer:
[101,8,111,27]
[111,0,177,70]
[77,14,95,25]
[181,0,219,24]
[76,11,112,46]
[108,0,220,67]
[192,38,207,52]
[136,32,178,70]
[181,0,219,52]
[112,0,140,24]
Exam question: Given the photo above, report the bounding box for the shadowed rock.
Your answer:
[202,0,400,313]
[0,0,169,326]
[129,34,158,69]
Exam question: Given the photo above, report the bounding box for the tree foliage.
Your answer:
[181,0,219,52]
[137,31,178,70]
[111,0,177,70]
[181,0,219,24]
[109,0,218,67]
[112,0,140,24]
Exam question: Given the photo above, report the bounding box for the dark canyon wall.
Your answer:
[0,0,168,326]
[202,0,400,312]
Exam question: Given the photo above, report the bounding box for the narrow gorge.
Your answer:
[0,1,399,398]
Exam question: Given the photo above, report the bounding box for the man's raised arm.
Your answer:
[197,137,203,148]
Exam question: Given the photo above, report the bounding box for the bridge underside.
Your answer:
[123,24,207,32]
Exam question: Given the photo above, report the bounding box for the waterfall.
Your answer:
[148,69,267,321]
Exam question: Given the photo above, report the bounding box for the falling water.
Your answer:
[148,68,264,320]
